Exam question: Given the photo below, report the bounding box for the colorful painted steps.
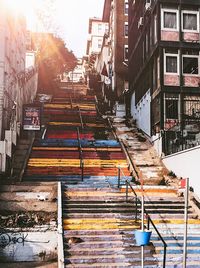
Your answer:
[62,179,200,267]
[44,103,96,110]
[33,139,121,148]
[29,151,126,160]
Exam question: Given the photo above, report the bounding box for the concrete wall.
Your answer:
[152,133,163,157]
[163,146,200,197]
[130,90,151,136]
[0,231,57,262]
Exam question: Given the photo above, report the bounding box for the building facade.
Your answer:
[0,3,38,172]
[102,0,129,102]
[86,17,109,56]
[129,0,200,155]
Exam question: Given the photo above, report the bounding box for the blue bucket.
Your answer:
[134,230,152,246]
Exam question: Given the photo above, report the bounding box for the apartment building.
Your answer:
[0,3,38,172]
[102,0,129,102]
[129,0,200,155]
[86,17,109,56]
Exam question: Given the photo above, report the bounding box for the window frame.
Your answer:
[164,93,180,121]
[182,10,199,33]
[124,22,128,37]
[164,51,179,75]
[182,54,199,76]
[124,45,128,61]
[161,8,179,31]
[98,23,102,33]
[124,1,129,15]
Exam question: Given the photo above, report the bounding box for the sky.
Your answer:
[26,0,105,58]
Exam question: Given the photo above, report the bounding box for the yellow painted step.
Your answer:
[64,222,139,230]
[32,147,122,152]
[63,218,137,224]
[28,159,128,168]
[44,103,96,109]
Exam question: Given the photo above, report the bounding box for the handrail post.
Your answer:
[125,179,167,267]
[163,244,167,268]
[135,196,138,221]
[118,166,121,188]
[147,214,150,230]
[81,160,84,181]
[126,180,128,202]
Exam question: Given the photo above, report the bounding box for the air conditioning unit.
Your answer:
[145,2,151,11]
[138,17,144,29]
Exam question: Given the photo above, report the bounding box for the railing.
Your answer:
[117,166,167,268]
[77,127,84,181]
[78,107,84,130]
[19,132,35,182]
[70,95,73,109]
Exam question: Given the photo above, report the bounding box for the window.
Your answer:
[124,22,128,37]
[164,50,179,74]
[145,32,149,54]
[98,24,102,33]
[154,14,157,43]
[124,1,129,15]
[124,45,128,61]
[166,99,179,119]
[182,11,199,32]
[166,56,177,73]
[183,55,199,75]
[164,94,179,120]
[162,9,179,30]
[98,39,102,49]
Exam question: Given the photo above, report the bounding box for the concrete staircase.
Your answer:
[61,114,200,267]
[62,177,200,267]
[19,88,200,267]
[62,177,153,267]
[111,117,169,185]
[10,138,33,180]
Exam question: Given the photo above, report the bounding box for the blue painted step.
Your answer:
[33,139,120,147]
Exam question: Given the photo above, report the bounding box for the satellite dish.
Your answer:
[105,77,111,85]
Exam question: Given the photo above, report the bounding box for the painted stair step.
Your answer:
[63,199,184,207]
[151,235,200,241]
[62,203,190,210]
[65,255,158,263]
[157,248,200,255]
[63,229,131,236]
[64,253,157,261]
[64,262,156,268]
[62,208,194,215]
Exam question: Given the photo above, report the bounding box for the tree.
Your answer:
[33,33,77,93]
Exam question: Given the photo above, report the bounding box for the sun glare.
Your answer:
[4,0,42,31]
[5,0,31,14]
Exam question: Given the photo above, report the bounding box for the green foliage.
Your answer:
[33,33,77,92]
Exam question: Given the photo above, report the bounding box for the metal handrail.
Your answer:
[125,180,139,221]
[125,179,167,268]
[146,214,167,268]
[70,95,73,109]
[78,107,84,130]
[77,127,84,181]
